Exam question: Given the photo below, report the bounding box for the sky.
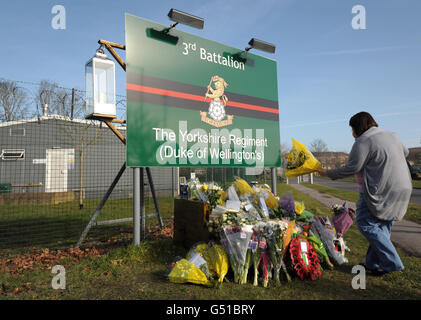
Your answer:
[0,0,420,153]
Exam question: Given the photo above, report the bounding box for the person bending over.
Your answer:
[318,111,412,275]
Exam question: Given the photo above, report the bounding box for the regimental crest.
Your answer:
[201,75,233,127]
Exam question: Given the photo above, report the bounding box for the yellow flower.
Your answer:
[294,201,305,215]
[234,178,255,195]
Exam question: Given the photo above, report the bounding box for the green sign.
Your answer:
[125,14,281,168]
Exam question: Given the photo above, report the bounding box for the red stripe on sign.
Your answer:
[226,100,278,114]
[126,83,279,115]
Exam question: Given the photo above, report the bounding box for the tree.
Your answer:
[36,80,58,116]
[36,80,84,118]
[63,119,103,209]
[0,80,28,122]
[53,91,103,209]
[309,138,328,153]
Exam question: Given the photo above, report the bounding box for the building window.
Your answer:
[9,128,26,136]
[1,149,25,160]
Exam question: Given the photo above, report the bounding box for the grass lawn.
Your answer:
[302,183,421,225]
[318,175,421,189]
[1,183,420,300]
[317,175,356,183]
[0,196,175,255]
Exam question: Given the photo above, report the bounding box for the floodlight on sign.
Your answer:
[167,9,204,30]
[246,38,276,54]
[85,47,116,119]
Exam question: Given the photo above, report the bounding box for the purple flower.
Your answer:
[278,193,295,213]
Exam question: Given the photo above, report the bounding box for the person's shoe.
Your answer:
[359,262,389,276]
[370,269,389,276]
[358,262,375,272]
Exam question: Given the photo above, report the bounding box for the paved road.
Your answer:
[298,177,421,205]
[290,184,421,258]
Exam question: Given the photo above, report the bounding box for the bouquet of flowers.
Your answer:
[207,209,257,235]
[305,227,334,269]
[311,217,348,265]
[249,224,271,287]
[186,242,213,280]
[286,146,308,170]
[285,139,322,178]
[167,257,213,287]
[188,179,223,212]
[187,178,207,202]
[200,182,224,212]
[273,192,296,219]
[331,202,355,237]
[233,177,255,197]
[254,221,291,285]
[220,225,253,284]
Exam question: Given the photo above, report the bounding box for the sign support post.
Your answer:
[133,167,141,245]
[271,167,277,195]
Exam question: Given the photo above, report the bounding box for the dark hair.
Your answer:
[349,112,378,137]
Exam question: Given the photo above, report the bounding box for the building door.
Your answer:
[45,149,71,192]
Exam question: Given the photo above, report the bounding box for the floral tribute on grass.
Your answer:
[168,177,353,288]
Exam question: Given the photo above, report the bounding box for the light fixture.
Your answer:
[85,46,116,119]
[166,8,204,32]
[245,38,276,54]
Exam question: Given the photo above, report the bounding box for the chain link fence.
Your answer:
[0,115,178,253]
[0,112,276,254]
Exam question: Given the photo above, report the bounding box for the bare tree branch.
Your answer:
[0,80,28,122]
[309,138,329,153]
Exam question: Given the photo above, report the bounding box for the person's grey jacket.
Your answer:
[327,127,412,221]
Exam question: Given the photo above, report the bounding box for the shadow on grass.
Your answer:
[0,215,135,254]
[0,195,174,254]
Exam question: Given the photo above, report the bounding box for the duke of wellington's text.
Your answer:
[153,121,267,166]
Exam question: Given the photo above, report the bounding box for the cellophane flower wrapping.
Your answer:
[168,258,213,287]
[188,179,224,212]
[331,203,354,238]
[305,229,334,269]
[208,244,229,287]
[234,177,255,197]
[254,221,291,285]
[261,185,279,210]
[311,217,348,265]
[186,242,213,279]
[220,225,253,284]
[285,139,322,178]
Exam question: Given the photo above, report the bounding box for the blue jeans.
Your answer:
[356,194,404,272]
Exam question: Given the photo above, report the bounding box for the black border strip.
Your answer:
[127,90,279,121]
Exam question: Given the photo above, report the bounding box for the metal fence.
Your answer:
[0,115,180,253]
[0,114,276,254]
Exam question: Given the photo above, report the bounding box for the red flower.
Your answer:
[289,236,322,280]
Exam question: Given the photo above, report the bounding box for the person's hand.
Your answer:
[318,169,328,177]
